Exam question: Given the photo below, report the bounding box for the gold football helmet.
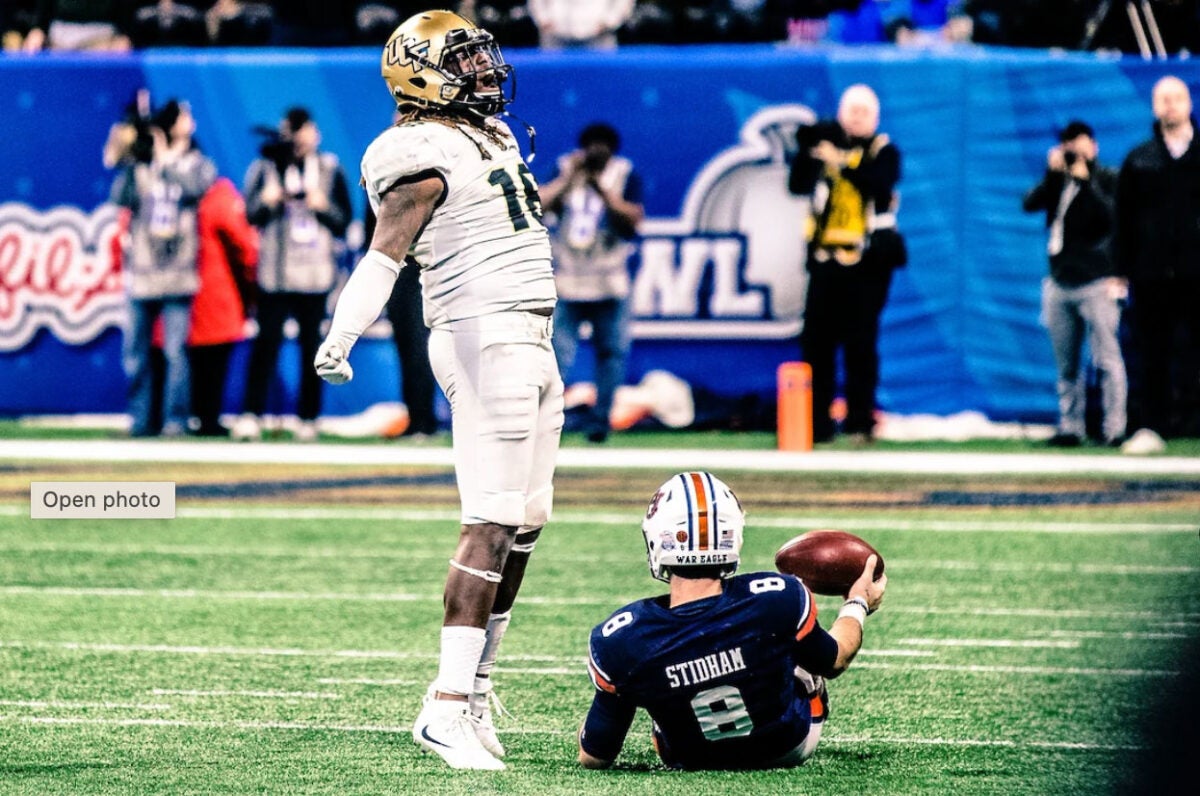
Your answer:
[381,10,514,118]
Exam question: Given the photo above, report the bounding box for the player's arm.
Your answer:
[314,175,443,384]
[826,555,887,674]
[577,687,637,769]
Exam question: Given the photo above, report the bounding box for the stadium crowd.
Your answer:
[3,1,1199,54]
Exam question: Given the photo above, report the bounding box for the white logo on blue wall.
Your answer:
[633,104,815,340]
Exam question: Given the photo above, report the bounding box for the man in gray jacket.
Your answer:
[110,98,216,437]
[234,107,351,441]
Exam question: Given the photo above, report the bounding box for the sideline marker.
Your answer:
[777,361,813,451]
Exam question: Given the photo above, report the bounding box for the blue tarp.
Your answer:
[0,46,1187,421]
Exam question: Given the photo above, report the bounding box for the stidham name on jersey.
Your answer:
[665,647,746,688]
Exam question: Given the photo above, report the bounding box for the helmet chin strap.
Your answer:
[500,110,537,164]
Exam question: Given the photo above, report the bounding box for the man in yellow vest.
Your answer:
[789,84,905,443]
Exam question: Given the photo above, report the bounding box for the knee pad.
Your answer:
[524,485,553,529]
[512,526,542,555]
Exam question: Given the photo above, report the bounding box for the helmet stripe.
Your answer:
[681,470,700,552]
[704,471,719,551]
[688,472,709,552]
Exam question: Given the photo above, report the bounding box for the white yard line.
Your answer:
[897,638,1081,649]
[0,640,1179,678]
[3,438,1200,475]
[854,661,1178,677]
[5,586,1196,623]
[1047,629,1191,640]
[0,714,1148,751]
[0,699,170,710]
[2,503,1196,534]
[149,689,339,700]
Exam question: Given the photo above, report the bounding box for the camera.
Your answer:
[1063,150,1079,166]
[116,89,155,165]
[252,124,296,176]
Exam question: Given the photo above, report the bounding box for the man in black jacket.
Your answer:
[788,83,904,444]
[1023,120,1125,447]
[1117,76,1200,449]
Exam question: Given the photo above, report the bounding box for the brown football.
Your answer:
[774,530,885,596]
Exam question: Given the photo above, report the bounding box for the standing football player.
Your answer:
[578,472,886,770]
[314,10,562,771]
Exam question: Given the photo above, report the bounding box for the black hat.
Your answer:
[579,122,620,151]
[1058,120,1095,142]
[151,99,183,133]
[284,107,312,134]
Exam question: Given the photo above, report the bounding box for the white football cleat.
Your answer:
[469,684,510,758]
[413,694,505,771]
[1120,427,1166,456]
[230,413,261,442]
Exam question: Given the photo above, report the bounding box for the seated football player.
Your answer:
[578,472,887,770]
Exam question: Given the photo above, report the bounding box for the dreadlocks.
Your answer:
[394,106,510,161]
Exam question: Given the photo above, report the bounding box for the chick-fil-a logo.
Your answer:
[0,203,125,352]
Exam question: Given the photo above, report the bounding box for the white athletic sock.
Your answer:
[475,611,512,687]
[435,626,487,697]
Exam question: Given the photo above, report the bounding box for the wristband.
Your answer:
[838,597,869,628]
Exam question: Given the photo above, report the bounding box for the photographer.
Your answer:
[108,97,216,438]
[233,107,351,442]
[539,122,644,443]
[1022,120,1125,448]
[788,84,904,445]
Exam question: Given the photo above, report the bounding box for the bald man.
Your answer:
[1116,76,1200,451]
[788,84,904,444]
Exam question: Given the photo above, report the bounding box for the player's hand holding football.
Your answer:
[314,339,353,385]
[847,555,886,614]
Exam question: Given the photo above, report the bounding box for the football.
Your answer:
[774,529,885,596]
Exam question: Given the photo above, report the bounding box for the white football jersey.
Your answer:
[361,118,556,327]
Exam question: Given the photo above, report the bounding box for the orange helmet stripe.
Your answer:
[687,471,710,551]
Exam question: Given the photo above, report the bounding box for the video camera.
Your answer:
[119,88,156,165]
[251,124,295,176]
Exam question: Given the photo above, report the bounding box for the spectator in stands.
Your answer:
[788,84,904,444]
[2,0,38,50]
[527,0,634,49]
[1117,76,1200,453]
[23,0,136,51]
[234,107,351,442]
[130,1,208,47]
[1022,120,1125,448]
[539,122,644,443]
[267,0,354,46]
[108,98,216,437]
[205,0,273,46]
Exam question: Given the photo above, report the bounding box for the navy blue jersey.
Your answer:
[581,572,837,769]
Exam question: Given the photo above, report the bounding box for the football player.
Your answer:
[579,472,886,770]
[314,10,562,771]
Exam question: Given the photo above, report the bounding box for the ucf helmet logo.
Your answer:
[385,36,430,71]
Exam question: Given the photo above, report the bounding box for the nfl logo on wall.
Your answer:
[632,104,816,340]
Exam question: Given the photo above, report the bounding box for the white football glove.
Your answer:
[314,339,354,385]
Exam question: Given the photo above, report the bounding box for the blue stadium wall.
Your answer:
[0,46,1188,421]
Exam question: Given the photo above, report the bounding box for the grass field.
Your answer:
[0,441,1197,795]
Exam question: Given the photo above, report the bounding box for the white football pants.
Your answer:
[429,310,564,528]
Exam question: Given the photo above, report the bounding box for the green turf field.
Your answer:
[0,454,1197,795]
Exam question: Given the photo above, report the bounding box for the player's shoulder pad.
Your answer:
[361,123,453,193]
[731,571,815,626]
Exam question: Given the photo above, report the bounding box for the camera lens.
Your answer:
[1063,151,1078,166]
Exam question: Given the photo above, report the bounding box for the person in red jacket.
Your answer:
[189,176,259,436]
[146,176,259,435]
